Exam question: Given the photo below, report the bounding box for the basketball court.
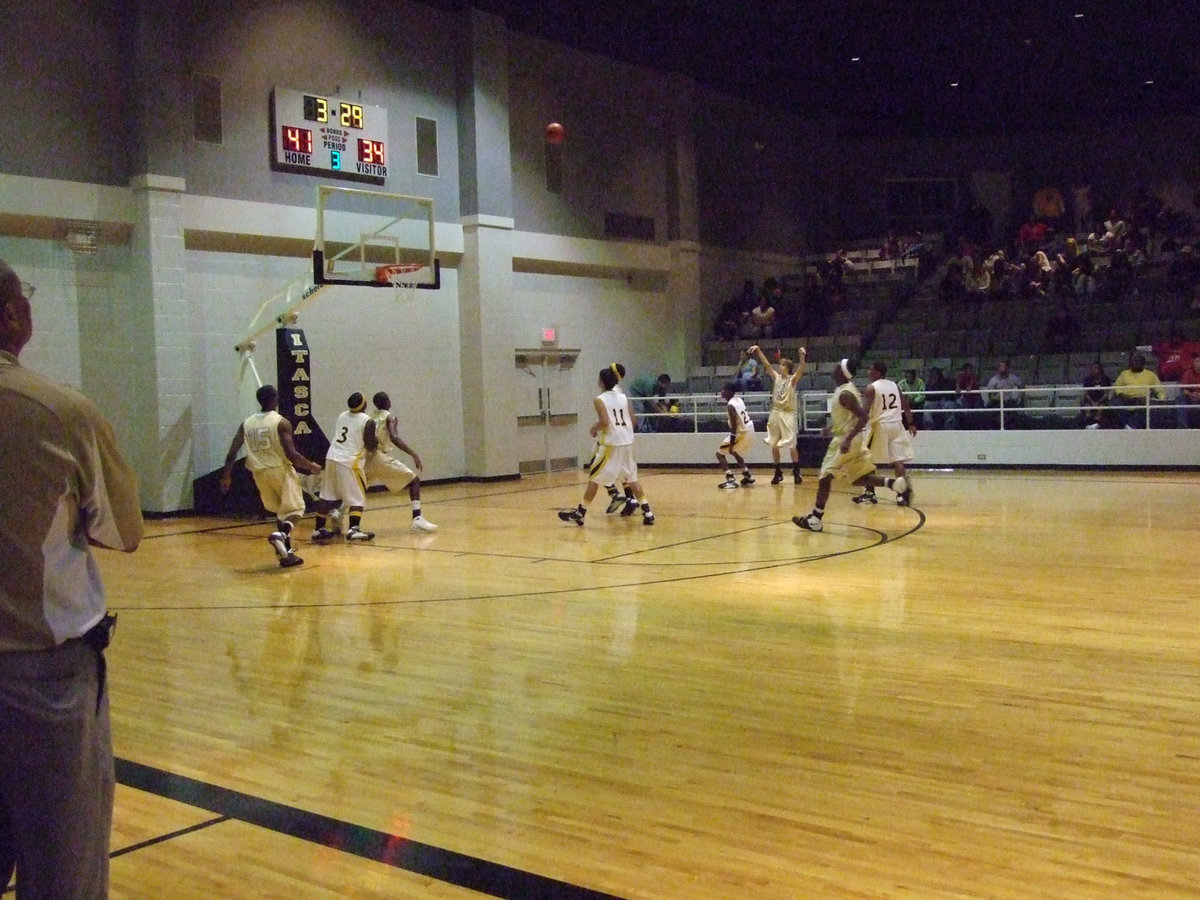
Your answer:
[82,467,1200,898]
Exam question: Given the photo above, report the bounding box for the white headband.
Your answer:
[839,358,852,380]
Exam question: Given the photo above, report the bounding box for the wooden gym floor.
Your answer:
[44,467,1200,898]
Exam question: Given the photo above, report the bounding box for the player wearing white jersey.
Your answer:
[364,391,437,532]
[559,365,654,526]
[750,344,807,484]
[221,384,322,567]
[717,382,756,489]
[312,392,378,542]
[793,359,911,533]
[854,361,917,506]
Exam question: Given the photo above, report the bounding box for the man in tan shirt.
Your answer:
[0,259,143,897]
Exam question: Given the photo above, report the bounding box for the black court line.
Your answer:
[115,759,626,900]
[111,814,230,858]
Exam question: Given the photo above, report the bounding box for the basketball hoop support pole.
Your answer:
[234,277,327,354]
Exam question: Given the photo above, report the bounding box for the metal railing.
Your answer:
[634,384,1194,433]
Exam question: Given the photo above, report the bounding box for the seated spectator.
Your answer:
[1081,361,1112,428]
[880,231,901,260]
[955,362,984,428]
[716,280,756,341]
[826,250,854,297]
[1112,352,1166,428]
[965,259,991,298]
[1151,332,1200,382]
[924,366,955,429]
[897,368,926,424]
[740,285,777,340]
[1072,254,1097,298]
[1178,356,1200,429]
[734,347,763,392]
[1017,216,1048,256]
[985,360,1023,408]
[647,373,683,432]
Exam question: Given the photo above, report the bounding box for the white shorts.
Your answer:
[764,408,798,449]
[319,460,367,508]
[818,434,876,483]
[866,420,914,465]
[589,444,639,487]
[364,452,416,492]
[719,430,754,457]
[251,465,306,521]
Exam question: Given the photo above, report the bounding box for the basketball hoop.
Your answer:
[376,263,422,303]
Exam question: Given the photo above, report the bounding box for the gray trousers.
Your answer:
[0,638,113,899]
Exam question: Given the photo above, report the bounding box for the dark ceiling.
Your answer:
[448,0,1200,136]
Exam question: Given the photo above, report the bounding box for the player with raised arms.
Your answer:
[749,343,807,485]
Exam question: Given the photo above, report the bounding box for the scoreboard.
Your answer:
[270,86,388,184]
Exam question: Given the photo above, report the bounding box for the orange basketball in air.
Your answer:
[545,122,565,144]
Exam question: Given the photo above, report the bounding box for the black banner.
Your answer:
[276,327,328,463]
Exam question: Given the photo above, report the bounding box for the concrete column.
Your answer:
[127,174,191,512]
[456,9,519,478]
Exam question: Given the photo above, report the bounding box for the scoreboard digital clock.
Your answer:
[270,87,388,184]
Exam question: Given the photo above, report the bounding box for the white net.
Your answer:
[378,263,423,304]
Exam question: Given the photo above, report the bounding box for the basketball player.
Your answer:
[312,392,377,542]
[854,361,917,505]
[365,391,437,532]
[749,344,806,484]
[793,359,910,533]
[221,384,323,566]
[717,382,756,489]
[581,363,635,514]
[559,365,654,526]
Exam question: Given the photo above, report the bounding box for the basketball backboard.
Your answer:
[313,184,440,290]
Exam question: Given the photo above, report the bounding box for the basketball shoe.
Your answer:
[410,516,438,533]
[558,509,584,526]
[345,527,375,541]
[793,513,823,532]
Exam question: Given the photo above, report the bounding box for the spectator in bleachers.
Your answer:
[1081,361,1113,428]
[924,366,955,429]
[741,283,778,340]
[1112,352,1166,428]
[897,368,926,425]
[954,362,983,428]
[965,258,991,298]
[880,231,901,260]
[734,347,764,392]
[1072,254,1098,298]
[1177,356,1200,428]
[826,249,853,297]
[1051,239,1080,297]
[1151,331,1200,382]
[1017,216,1048,256]
[715,280,756,342]
[1021,252,1052,299]
[1043,303,1075,354]
[988,251,1020,301]
[647,373,684,433]
[903,231,935,280]
[985,360,1024,408]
